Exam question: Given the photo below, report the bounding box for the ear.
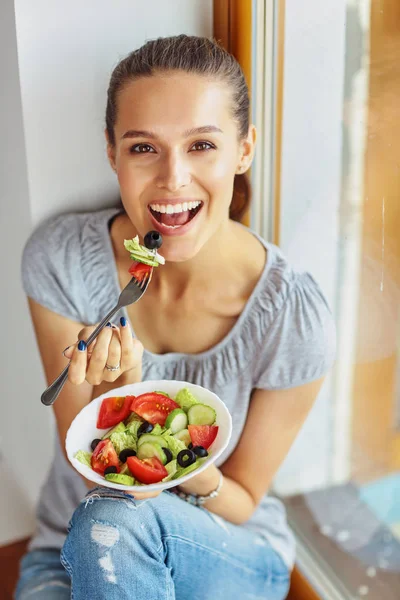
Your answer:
[236,124,256,174]
[105,129,117,171]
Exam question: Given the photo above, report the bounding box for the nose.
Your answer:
[155,151,191,192]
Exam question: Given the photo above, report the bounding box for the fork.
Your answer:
[41,270,153,407]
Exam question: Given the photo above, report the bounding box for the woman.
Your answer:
[16,35,335,600]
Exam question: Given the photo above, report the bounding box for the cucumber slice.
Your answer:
[165,409,188,434]
[137,442,167,465]
[137,434,166,447]
[101,421,125,440]
[172,457,207,480]
[105,473,135,486]
[162,459,178,482]
[187,404,216,426]
[130,255,158,267]
[173,429,191,446]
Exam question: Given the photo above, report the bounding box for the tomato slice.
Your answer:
[91,440,120,475]
[130,393,179,426]
[126,456,168,484]
[128,261,153,282]
[188,425,219,450]
[97,396,132,429]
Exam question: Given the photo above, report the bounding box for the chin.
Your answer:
[159,238,203,263]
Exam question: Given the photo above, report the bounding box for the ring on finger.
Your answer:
[105,362,121,372]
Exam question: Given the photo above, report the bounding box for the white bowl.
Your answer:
[66,380,232,492]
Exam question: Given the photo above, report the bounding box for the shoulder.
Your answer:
[249,238,337,389]
[23,209,115,255]
[21,208,118,321]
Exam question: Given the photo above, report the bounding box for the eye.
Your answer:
[190,141,216,152]
[129,144,156,154]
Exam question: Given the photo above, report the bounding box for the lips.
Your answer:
[148,201,203,226]
[147,201,204,236]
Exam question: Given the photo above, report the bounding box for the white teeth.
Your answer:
[149,201,201,214]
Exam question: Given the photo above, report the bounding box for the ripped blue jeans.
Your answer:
[15,488,290,600]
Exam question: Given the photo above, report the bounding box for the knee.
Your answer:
[61,490,163,566]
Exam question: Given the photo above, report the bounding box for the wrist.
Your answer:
[177,465,221,496]
[174,469,224,507]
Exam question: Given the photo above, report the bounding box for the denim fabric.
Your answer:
[15,549,70,599]
[16,488,290,600]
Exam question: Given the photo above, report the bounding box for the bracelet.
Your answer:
[172,471,224,507]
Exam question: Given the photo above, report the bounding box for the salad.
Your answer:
[74,388,219,487]
[124,231,165,282]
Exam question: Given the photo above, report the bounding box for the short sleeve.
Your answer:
[21,214,86,323]
[253,272,336,390]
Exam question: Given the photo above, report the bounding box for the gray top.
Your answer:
[22,207,336,569]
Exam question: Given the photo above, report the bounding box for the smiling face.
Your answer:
[107,71,255,262]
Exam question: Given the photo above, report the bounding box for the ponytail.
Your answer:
[229,173,251,222]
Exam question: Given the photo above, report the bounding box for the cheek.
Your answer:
[116,161,147,199]
[202,155,237,203]
[204,147,239,182]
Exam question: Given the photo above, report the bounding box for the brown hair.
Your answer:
[106,34,251,222]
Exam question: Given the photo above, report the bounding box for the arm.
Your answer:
[28,298,93,457]
[28,299,140,460]
[178,377,325,525]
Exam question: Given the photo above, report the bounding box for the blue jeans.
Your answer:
[16,488,290,600]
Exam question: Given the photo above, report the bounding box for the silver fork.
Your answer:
[41,270,152,406]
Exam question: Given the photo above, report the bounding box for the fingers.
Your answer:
[85,324,114,385]
[65,318,143,387]
[68,338,89,385]
[120,317,143,374]
[102,328,122,383]
[63,325,99,359]
[128,490,163,500]
[68,323,112,385]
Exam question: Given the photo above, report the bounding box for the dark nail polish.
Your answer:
[106,322,112,327]
[120,317,127,327]
[78,340,87,352]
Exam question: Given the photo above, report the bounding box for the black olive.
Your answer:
[162,447,173,463]
[91,438,102,451]
[119,448,137,463]
[192,445,208,458]
[177,449,196,468]
[144,230,163,250]
[137,421,154,436]
[188,442,193,449]
[104,466,118,475]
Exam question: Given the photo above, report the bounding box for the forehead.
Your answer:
[115,72,235,137]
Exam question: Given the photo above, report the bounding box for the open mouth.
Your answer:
[148,201,203,229]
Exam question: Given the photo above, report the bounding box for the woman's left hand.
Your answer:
[129,489,163,500]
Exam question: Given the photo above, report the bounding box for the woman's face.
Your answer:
[108,71,255,262]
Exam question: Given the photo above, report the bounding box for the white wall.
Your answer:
[0,0,53,546]
[15,0,213,226]
[272,0,347,494]
[1,0,212,545]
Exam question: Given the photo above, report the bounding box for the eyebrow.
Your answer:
[121,125,223,140]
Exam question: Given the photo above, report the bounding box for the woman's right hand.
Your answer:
[63,317,143,386]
